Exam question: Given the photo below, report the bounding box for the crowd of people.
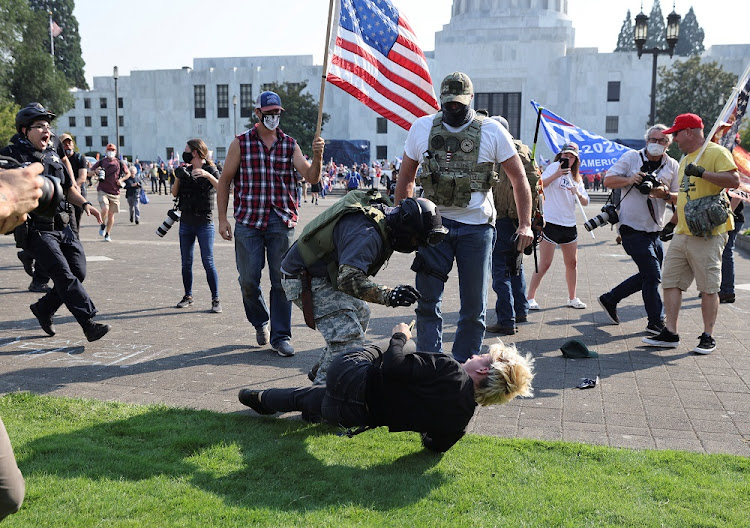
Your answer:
[0,69,745,518]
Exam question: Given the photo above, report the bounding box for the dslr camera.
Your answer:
[636,172,660,195]
[0,155,64,218]
[584,204,619,232]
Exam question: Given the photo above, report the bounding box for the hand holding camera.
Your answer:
[685,163,705,178]
[97,169,106,181]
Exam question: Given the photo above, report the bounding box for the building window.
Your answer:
[474,92,522,138]
[101,116,108,127]
[166,147,174,161]
[217,84,229,118]
[84,116,92,127]
[119,136,125,147]
[119,116,124,127]
[84,98,91,109]
[215,146,227,162]
[606,116,619,134]
[240,84,253,117]
[376,117,388,134]
[100,97,107,109]
[118,97,123,109]
[261,83,274,92]
[69,116,76,127]
[85,136,92,147]
[101,136,108,147]
[194,85,206,118]
[376,145,388,159]
[607,81,621,102]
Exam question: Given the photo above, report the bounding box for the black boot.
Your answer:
[30,303,55,336]
[83,321,110,342]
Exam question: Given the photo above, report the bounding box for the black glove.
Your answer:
[685,163,705,178]
[386,285,421,307]
[659,222,675,242]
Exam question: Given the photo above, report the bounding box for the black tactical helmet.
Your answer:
[387,197,449,253]
[16,102,56,134]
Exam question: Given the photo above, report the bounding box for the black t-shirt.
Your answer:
[177,164,219,225]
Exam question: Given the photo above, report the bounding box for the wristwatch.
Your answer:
[82,201,92,208]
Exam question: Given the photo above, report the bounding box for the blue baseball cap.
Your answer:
[255,91,284,112]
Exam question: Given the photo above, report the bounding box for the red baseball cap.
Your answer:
[663,113,704,135]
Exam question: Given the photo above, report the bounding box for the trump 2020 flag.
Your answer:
[531,101,631,175]
[326,0,440,130]
[716,63,750,152]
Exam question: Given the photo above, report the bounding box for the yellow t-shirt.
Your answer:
[675,141,738,236]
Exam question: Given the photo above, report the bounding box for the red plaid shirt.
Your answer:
[234,125,299,229]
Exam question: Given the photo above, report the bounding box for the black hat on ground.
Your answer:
[560,339,598,358]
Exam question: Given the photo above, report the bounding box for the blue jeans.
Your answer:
[179,221,219,299]
[415,217,494,362]
[491,217,528,327]
[234,213,293,346]
[720,219,744,295]
[602,226,664,325]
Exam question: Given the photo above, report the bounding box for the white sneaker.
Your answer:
[104,234,112,242]
[98,224,106,236]
[567,297,587,309]
[528,299,541,310]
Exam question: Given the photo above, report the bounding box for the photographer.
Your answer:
[1,103,110,342]
[597,124,679,335]
[238,323,534,453]
[172,139,222,313]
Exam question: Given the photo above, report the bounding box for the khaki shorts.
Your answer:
[662,233,727,293]
[97,190,121,213]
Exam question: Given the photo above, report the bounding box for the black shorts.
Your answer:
[542,222,578,245]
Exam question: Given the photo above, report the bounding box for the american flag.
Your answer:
[50,20,62,38]
[326,0,440,130]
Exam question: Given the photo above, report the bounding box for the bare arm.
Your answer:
[394,154,418,204]
[292,136,325,184]
[66,184,102,224]
[217,139,240,241]
[702,169,741,190]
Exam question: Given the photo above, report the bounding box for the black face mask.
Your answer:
[442,104,470,127]
[182,151,194,164]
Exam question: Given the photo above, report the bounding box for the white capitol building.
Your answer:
[59,0,749,164]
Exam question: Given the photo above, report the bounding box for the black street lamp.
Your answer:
[232,94,238,136]
[113,66,120,156]
[634,4,681,125]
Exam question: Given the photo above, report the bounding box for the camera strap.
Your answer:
[638,151,663,225]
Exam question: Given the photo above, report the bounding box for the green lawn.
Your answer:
[1,392,748,527]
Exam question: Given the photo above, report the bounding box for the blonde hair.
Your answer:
[474,341,535,406]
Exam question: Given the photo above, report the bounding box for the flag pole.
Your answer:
[316,0,336,138]
[694,61,750,165]
[48,11,54,56]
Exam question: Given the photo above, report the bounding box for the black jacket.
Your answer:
[366,334,477,452]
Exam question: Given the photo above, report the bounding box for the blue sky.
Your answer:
[74,1,749,85]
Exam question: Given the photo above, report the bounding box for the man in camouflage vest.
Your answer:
[486,115,541,335]
[396,72,533,363]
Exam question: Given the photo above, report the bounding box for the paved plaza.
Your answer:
[1,189,749,456]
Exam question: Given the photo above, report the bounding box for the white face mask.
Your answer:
[262,114,280,131]
[646,142,666,157]
[105,150,116,159]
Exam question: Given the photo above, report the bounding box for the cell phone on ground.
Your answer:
[560,158,569,169]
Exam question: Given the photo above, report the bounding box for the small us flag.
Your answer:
[326,0,440,130]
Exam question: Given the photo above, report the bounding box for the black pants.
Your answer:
[262,346,381,425]
[151,179,158,193]
[158,180,168,194]
[28,227,96,326]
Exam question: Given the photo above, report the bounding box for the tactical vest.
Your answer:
[418,113,498,208]
[175,166,216,217]
[296,189,393,289]
[493,139,541,221]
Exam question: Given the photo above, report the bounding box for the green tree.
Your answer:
[254,82,329,157]
[740,122,750,150]
[656,56,737,131]
[10,11,73,114]
[0,0,31,102]
[614,10,635,52]
[644,1,666,50]
[28,0,88,89]
[0,100,20,145]
[673,7,705,57]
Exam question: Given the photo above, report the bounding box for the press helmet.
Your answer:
[387,197,449,253]
[16,102,56,134]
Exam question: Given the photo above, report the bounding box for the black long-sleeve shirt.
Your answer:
[365,333,477,452]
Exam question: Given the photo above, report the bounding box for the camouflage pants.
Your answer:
[282,276,370,385]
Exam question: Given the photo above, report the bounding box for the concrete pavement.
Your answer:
[1,189,748,456]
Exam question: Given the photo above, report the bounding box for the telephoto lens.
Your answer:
[97,169,105,181]
[583,205,619,232]
[156,209,181,237]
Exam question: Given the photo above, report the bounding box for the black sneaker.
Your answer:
[642,328,680,348]
[238,389,276,415]
[693,333,716,355]
[83,322,110,342]
[176,295,193,308]
[17,251,33,277]
[28,281,51,293]
[30,303,55,336]
[598,295,619,325]
[516,315,528,323]
[645,321,666,335]
[719,293,735,304]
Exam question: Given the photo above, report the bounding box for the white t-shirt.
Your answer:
[541,161,588,227]
[605,149,680,232]
[404,112,517,225]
